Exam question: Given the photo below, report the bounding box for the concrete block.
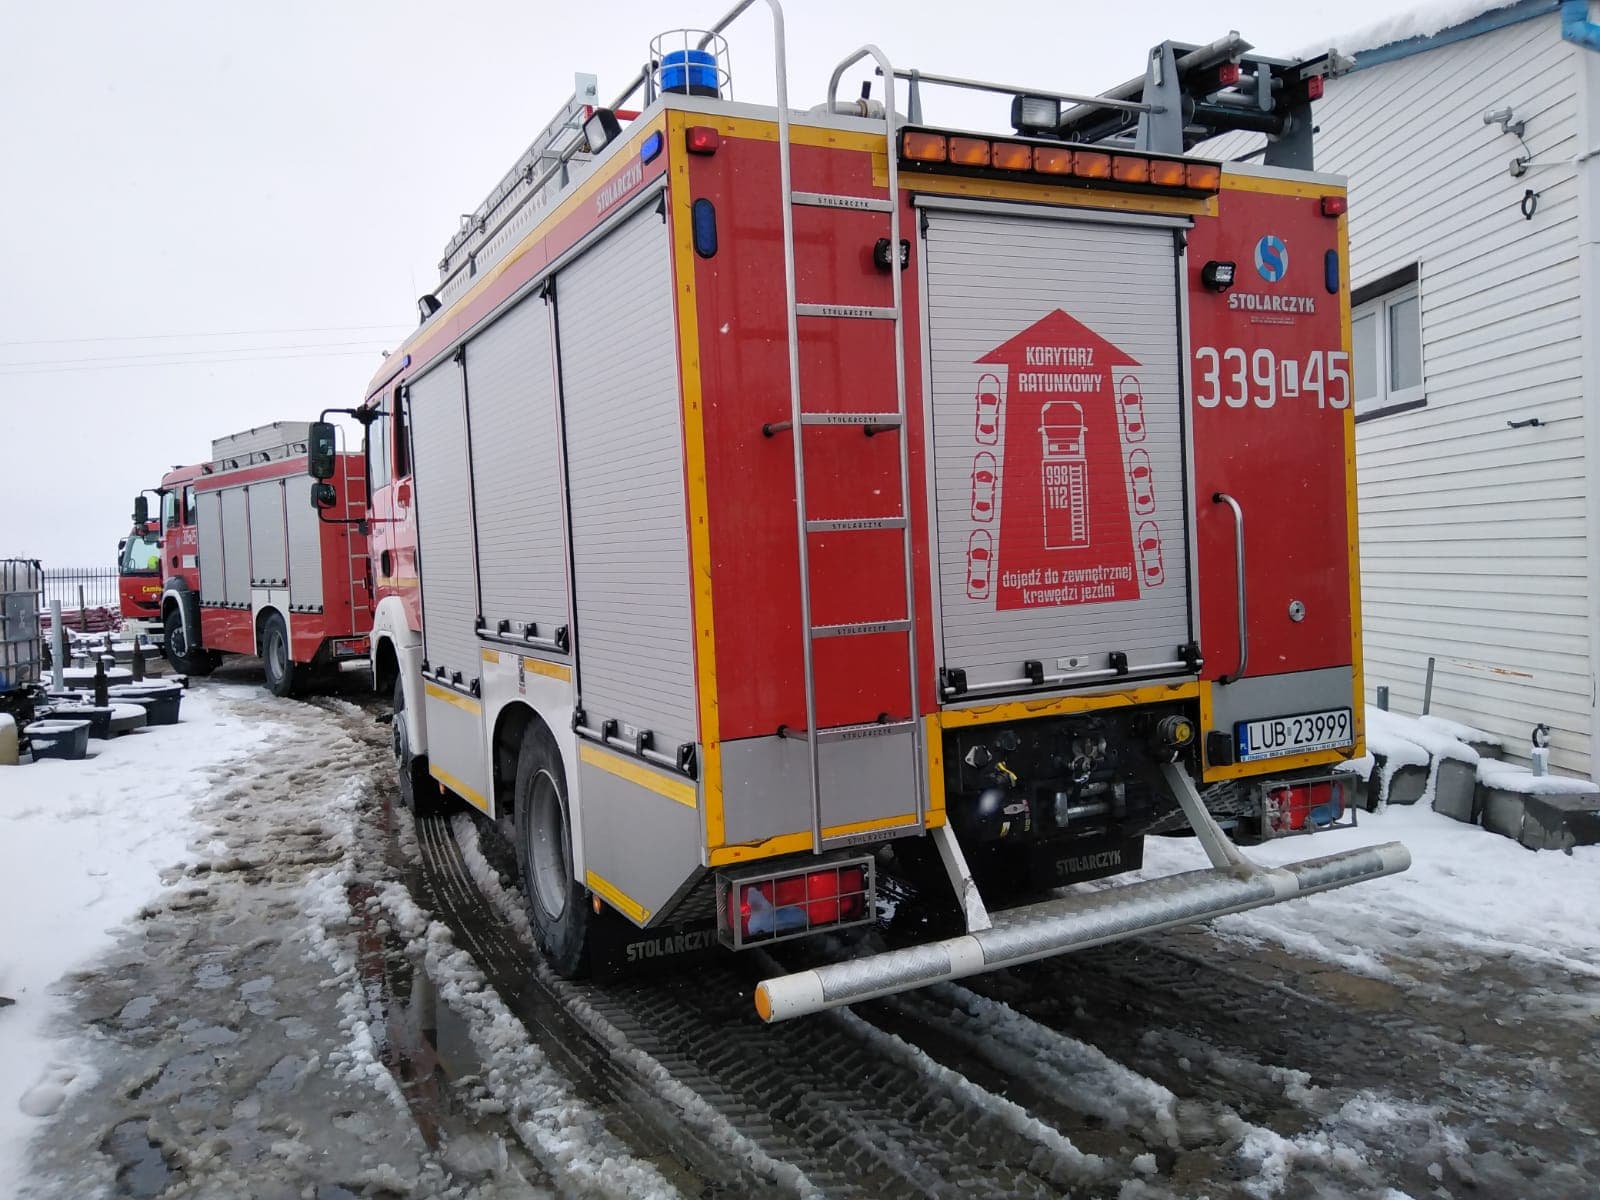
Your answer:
[1385,762,1429,806]
[1430,758,1480,824]
[1480,789,1600,852]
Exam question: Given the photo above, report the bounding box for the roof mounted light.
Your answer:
[583,107,623,153]
[1011,94,1061,135]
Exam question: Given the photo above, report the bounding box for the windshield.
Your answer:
[120,530,161,574]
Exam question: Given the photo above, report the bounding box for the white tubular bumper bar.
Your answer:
[755,840,1410,1022]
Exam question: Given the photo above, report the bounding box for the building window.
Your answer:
[1352,264,1425,420]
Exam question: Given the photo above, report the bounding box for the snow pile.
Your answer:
[1334,752,1375,782]
[0,686,272,1167]
[1138,804,1600,982]
[1365,707,1478,807]
[1477,758,1600,797]
[1418,714,1504,750]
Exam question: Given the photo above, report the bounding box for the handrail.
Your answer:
[874,66,1155,116]
[1212,492,1247,683]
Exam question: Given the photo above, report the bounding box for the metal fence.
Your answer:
[42,566,120,611]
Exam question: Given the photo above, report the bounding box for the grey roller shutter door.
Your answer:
[284,476,324,610]
[408,359,481,683]
[558,204,696,749]
[197,491,224,604]
[924,211,1191,692]
[221,488,250,605]
[247,482,287,586]
[464,296,569,641]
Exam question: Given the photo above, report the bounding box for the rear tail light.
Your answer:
[717,857,874,949]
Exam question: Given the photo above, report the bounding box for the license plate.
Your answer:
[1235,708,1353,762]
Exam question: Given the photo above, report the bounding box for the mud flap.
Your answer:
[587,911,721,981]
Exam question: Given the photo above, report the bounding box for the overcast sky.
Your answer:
[1,0,1436,565]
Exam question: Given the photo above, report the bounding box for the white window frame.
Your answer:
[1352,279,1425,419]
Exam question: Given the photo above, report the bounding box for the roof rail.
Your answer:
[880,33,1346,170]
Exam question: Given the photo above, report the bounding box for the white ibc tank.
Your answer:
[1,559,43,692]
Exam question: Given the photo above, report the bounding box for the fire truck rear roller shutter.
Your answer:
[923,210,1194,696]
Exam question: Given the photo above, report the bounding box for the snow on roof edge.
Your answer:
[1300,0,1551,64]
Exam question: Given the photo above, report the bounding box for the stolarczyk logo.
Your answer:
[1254,234,1288,283]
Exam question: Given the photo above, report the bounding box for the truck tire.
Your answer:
[392,676,436,813]
[162,607,215,676]
[513,725,591,977]
[261,613,296,697]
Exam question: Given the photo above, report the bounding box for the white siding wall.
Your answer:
[1327,17,1591,774]
[1208,15,1592,774]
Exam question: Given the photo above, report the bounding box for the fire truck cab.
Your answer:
[117,516,164,645]
[341,1,1408,1020]
[155,423,373,694]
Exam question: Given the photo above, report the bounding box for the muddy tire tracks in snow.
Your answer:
[172,687,1598,1200]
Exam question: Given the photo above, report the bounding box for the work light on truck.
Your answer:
[716,858,874,950]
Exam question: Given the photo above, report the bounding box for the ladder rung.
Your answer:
[799,412,902,427]
[791,190,894,213]
[811,619,911,639]
[795,303,898,320]
[806,517,907,533]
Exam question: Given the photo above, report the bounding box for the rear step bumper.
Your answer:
[754,840,1410,1022]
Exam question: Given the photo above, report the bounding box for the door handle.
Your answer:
[1212,492,1247,684]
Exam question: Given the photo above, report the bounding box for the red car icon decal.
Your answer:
[970,451,997,522]
[966,529,994,600]
[1117,376,1147,443]
[1136,521,1165,588]
[974,373,1003,445]
[1127,448,1156,515]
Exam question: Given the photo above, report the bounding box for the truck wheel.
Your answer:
[392,676,436,813]
[261,613,296,697]
[513,725,591,977]
[163,607,215,676]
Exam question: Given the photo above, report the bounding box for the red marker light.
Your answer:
[1320,194,1348,217]
[685,126,720,155]
[1217,62,1241,86]
[1308,75,1326,100]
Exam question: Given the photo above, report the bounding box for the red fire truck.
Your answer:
[117,518,164,643]
[324,2,1410,1020]
[152,422,373,695]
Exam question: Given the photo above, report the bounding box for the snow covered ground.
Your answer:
[4,679,1597,1198]
[1138,798,1600,986]
[0,685,272,1166]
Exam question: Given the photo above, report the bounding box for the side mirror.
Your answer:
[132,495,149,526]
[311,482,337,510]
[307,422,338,480]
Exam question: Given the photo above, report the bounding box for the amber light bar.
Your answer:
[899,128,1221,194]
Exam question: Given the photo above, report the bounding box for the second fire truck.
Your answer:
[314,2,1409,1020]
[152,422,373,694]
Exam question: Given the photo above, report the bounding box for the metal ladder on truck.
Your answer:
[763,29,925,854]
